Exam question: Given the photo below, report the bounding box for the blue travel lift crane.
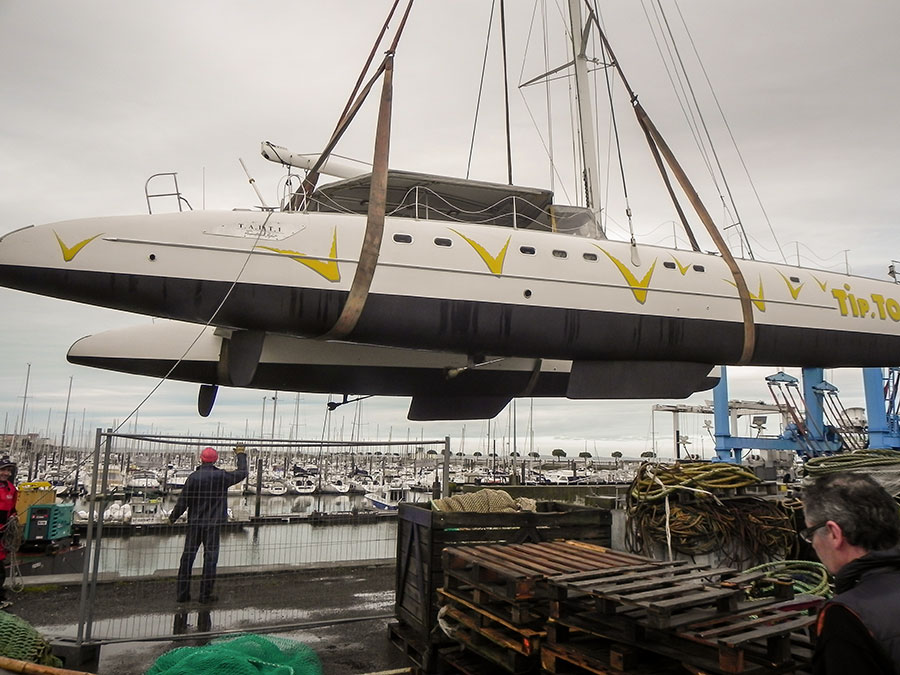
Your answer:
[712,366,900,464]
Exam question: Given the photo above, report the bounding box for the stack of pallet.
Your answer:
[435,541,652,674]
[390,501,613,672]
[432,541,822,675]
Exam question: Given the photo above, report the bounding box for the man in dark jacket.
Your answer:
[169,446,248,603]
[802,471,900,674]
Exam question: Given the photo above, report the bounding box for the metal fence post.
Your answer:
[441,436,451,499]
[76,428,102,645]
[85,428,113,642]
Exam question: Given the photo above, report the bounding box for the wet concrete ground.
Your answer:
[10,562,410,674]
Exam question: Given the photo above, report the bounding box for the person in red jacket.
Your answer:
[0,457,18,609]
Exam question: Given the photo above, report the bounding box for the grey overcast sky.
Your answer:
[0,1,898,459]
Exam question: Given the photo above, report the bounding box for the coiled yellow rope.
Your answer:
[625,462,796,566]
[742,559,832,599]
[805,449,900,476]
[628,461,761,505]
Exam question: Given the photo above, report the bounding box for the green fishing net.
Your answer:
[146,633,322,675]
[0,610,63,667]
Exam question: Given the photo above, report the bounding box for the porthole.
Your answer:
[519,246,536,255]
[663,261,676,269]
[434,237,452,247]
[583,252,598,261]
[393,233,413,244]
[693,264,705,272]
[790,276,800,283]
[552,249,567,259]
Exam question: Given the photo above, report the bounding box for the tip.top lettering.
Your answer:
[832,284,900,321]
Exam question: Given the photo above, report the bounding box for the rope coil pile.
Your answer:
[742,560,832,599]
[431,488,537,513]
[625,462,797,566]
[804,449,900,497]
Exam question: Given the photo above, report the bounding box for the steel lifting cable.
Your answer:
[767,380,818,455]
[821,391,863,450]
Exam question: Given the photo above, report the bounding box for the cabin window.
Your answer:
[434,237,452,247]
[393,233,413,244]
[519,246,536,255]
[552,249,568,259]
[663,261,676,269]
[693,264,705,272]
[583,252,598,261]
[790,276,800,283]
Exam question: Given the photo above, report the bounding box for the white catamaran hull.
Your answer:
[3,207,899,371]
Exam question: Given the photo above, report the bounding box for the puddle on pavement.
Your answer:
[32,593,395,641]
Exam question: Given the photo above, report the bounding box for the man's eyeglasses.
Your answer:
[800,521,828,543]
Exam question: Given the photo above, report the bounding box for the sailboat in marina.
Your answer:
[1,1,899,422]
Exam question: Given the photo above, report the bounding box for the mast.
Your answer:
[567,0,603,237]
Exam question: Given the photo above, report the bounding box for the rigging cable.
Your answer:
[499,0,514,185]
[541,0,555,195]
[111,210,276,436]
[652,0,754,260]
[467,0,497,180]
[288,0,406,211]
[591,1,635,246]
[587,4,700,252]
[516,1,575,206]
[641,3,749,252]
[671,0,787,264]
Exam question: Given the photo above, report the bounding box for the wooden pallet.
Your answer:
[676,597,820,674]
[549,560,752,629]
[540,636,683,675]
[438,584,546,629]
[442,540,651,604]
[389,620,441,673]
[438,645,515,675]
[396,502,612,641]
[438,603,540,674]
[546,595,820,675]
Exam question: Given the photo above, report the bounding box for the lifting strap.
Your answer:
[322,1,414,339]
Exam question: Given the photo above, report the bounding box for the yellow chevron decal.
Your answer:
[54,232,103,262]
[670,254,691,275]
[597,247,657,304]
[725,277,767,311]
[450,229,510,276]
[257,229,340,282]
[777,271,805,300]
[812,274,828,292]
